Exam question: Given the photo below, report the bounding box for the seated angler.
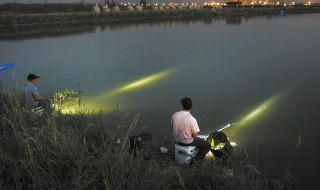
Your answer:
[25,73,49,108]
[172,97,211,163]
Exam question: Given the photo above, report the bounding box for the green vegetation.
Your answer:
[52,89,81,113]
[0,88,297,189]
[0,9,214,27]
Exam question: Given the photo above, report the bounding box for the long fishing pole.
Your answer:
[217,122,239,132]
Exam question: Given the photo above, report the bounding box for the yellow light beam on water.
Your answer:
[115,71,171,93]
[227,89,287,137]
[105,69,173,98]
[60,70,173,114]
[239,101,269,126]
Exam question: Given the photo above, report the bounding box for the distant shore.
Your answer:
[0,3,319,40]
[1,3,320,27]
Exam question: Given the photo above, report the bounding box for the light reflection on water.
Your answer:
[1,15,269,41]
[1,13,320,188]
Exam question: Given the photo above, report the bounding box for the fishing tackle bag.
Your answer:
[207,131,233,160]
[129,132,153,159]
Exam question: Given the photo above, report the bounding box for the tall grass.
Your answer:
[0,89,296,189]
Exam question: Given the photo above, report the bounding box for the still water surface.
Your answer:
[1,14,320,188]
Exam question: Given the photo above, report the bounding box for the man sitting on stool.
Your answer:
[172,97,211,163]
[25,73,49,109]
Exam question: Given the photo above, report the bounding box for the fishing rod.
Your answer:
[200,122,239,141]
[217,122,239,132]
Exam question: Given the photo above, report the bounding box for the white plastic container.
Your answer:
[197,135,208,141]
[175,144,199,166]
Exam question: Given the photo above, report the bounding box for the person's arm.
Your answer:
[192,132,198,138]
[33,95,48,101]
[32,87,48,101]
[191,118,200,138]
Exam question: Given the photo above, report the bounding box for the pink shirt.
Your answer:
[172,110,200,144]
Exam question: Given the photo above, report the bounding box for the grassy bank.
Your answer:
[0,9,214,27]
[0,18,217,40]
[0,87,299,189]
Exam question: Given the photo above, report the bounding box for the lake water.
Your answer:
[1,13,320,189]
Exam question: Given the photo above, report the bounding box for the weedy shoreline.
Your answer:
[0,87,300,189]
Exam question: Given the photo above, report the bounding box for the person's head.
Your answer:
[27,74,40,84]
[180,97,192,111]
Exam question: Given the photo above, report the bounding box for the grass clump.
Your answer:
[0,89,297,189]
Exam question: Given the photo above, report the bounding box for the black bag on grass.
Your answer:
[207,131,233,160]
[129,132,153,159]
